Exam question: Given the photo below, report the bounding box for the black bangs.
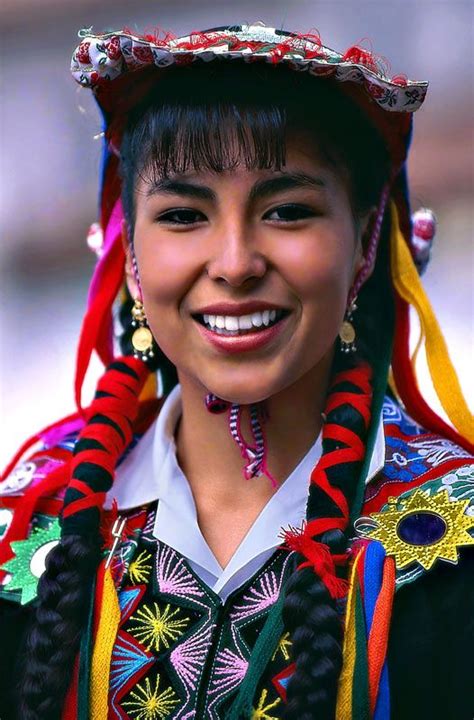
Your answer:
[119,61,391,230]
[119,63,293,226]
[136,101,287,179]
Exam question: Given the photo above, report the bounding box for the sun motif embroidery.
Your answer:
[252,688,281,719]
[129,602,190,652]
[122,673,179,719]
[367,488,474,570]
[128,550,153,584]
[271,632,292,662]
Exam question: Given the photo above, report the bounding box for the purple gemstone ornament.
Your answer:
[397,511,447,546]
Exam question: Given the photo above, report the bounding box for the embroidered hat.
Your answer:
[69,22,473,453]
[71,24,427,114]
[71,23,427,169]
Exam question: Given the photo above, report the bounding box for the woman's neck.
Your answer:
[176,356,332,509]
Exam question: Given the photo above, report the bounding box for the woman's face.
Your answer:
[131,130,366,403]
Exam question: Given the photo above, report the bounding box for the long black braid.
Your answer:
[282,365,375,720]
[18,359,157,719]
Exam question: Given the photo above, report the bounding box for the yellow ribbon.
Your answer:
[90,565,121,719]
[336,548,363,719]
[390,201,474,443]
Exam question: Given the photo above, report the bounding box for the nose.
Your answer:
[206,222,267,287]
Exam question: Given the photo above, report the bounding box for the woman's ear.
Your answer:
[121,219,141,298]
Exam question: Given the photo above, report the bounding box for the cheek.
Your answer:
[280,225,356,314]
[134,233,197,309]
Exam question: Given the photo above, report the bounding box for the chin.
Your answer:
[200,367,294,406]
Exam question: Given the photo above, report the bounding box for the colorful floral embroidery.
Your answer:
[408,437,470,468]
[122,673,179,719]
[271,632,292,662]
[110,632,154,693]
[385,436,428,482]
[252,688,281,719]
[231,570,281,620]
[107,495,294,719]
[170,625,213,691]
[129,602,190,653]
[71,26,428,115]
[382,396,422,435]
[128,550,153,585]
[102,397,473,719]
[156,543,204,598]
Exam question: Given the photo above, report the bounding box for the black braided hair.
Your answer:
[282,364,375,720]
[18,360,152,719]
[19,536,101,719]
[283,537,345,719]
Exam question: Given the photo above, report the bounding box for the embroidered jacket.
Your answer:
[0,395,473,719]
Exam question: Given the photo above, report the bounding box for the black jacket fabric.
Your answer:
[1,546,473,720]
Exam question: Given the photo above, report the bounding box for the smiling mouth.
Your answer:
[193,309,290,336]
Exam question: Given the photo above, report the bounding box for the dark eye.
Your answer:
[157,208,206,225]
[264,204,317,222]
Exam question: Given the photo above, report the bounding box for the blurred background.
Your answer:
[1,0,473,466]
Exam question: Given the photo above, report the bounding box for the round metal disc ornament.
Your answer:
[339,321,356,345]
[132,326,153,352]
[339,298,357,353]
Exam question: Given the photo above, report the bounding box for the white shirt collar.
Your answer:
[106,384,385,600]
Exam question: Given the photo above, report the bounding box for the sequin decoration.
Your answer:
[366,489,474,570]
[0,518,61,604]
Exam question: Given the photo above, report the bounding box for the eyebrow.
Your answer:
[145,172,327,202]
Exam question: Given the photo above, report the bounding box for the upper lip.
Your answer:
[192,301,289,316]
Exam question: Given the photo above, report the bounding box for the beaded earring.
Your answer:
[130,246,155,362]
[131,299,155,361]
[339,298,358,354]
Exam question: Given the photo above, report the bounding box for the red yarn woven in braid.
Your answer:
[62,357,149,532]
[284,362,373,599]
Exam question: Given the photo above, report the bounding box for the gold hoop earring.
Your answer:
[131,299,155,361]
[339,298,357,354]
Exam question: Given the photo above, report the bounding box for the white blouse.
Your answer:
[105,385,385,601]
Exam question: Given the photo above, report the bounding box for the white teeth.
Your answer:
[251,312,263,327]
[238,315,253,330]
[224,316,239,331]
[198,309,284,334]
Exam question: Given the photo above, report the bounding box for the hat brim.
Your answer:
[71,24,427,167]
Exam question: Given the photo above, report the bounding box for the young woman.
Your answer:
[0,23,473,720]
